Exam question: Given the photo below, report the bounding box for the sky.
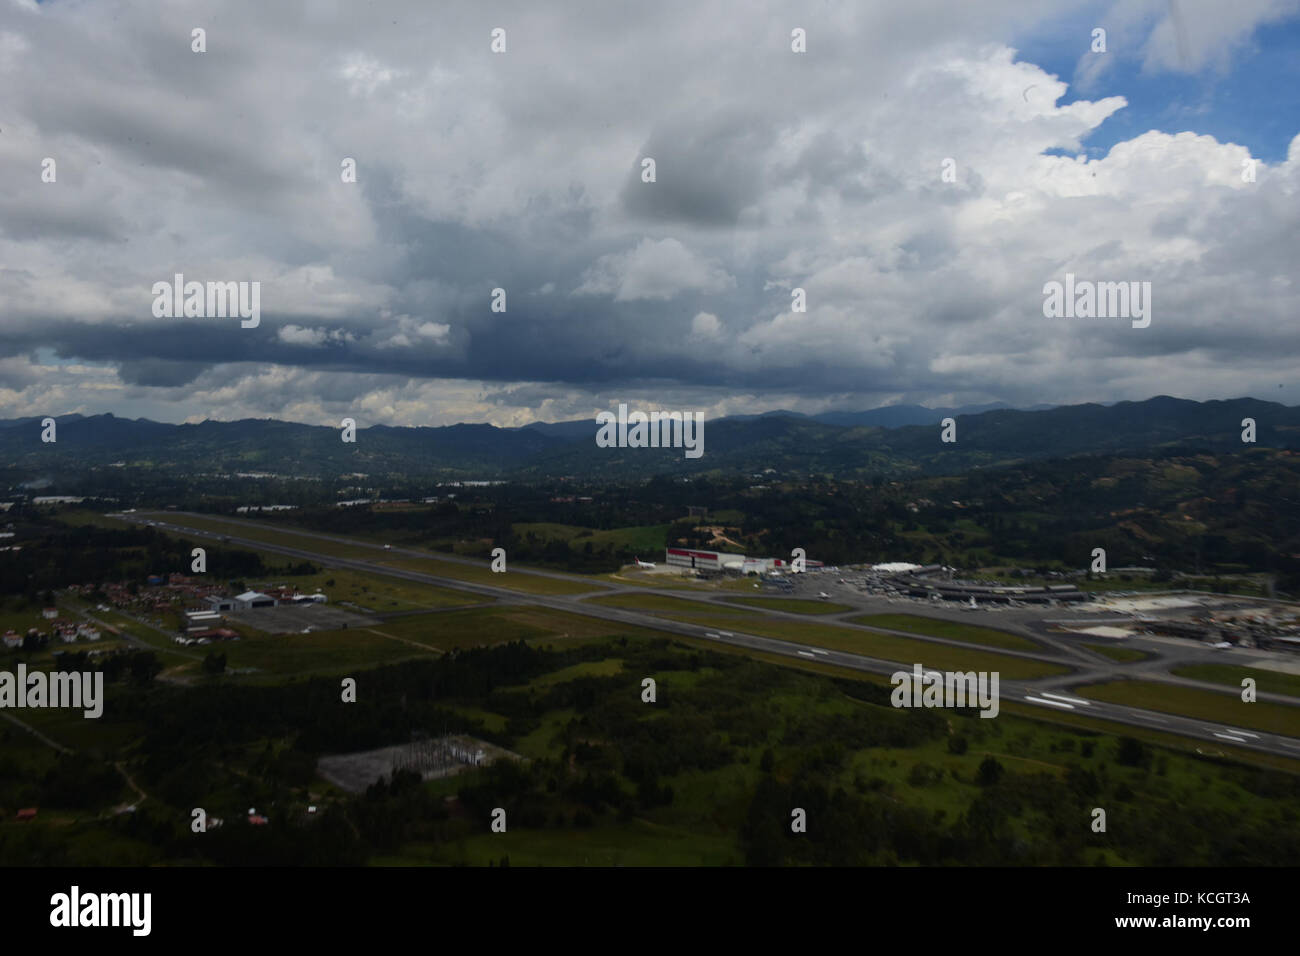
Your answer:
[1,0,1298,427]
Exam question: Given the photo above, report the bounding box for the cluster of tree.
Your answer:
[740,726,1300,866]
[47,648,163,684]
[0,522,315,599]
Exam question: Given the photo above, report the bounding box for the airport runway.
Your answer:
[117,511,1300,759]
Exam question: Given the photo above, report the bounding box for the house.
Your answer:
[2,631,21,649]
[205,595,237,612]
[16,808,37,821]
[42,607,58,619]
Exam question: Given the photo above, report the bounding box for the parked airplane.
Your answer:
[818,591,830,599]
[633,557,657,569]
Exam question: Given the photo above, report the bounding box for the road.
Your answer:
[116,511,1300,759]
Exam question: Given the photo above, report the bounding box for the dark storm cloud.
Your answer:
[620,109,780,227]
[0,0,1296,426]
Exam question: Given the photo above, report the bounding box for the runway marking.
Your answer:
[1281,741,1300,750]
[1024,695,1074,709]
[810,648,828,656]
[717,631,733,636]
[1228,730,1260,739]
[1040,691,1089,706]
[797,651,816,658]
[1129,712,1168,724]
[1213,733,1249,743]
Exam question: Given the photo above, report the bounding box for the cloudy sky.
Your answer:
[1,0,1298,427]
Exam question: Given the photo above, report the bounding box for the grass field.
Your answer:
[1083,642,1152,663]
[525,658,627,691]
[1170,663,1300,699]
[594,571,759,593]
[218,605,678,679]
[845,613,1040,652]
[584,592,757,617]
[220,627,437,681]
[408,819,741,866]
[586,595,1065,678]
[512,522,672,555]
[251,566,487,613]
[692,614,1066,680]
[136,511,604,596]
[723,597,854,615]
[1074,679,1300,736]
[56,511,495,610]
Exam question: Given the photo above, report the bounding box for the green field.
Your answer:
[217,606,679,680]
[1171,663,1300,699]
[1083,642,1151,663]
[594,569,761,593]
[58,512,494,610]
[846,613,1040,652]
[586,595,1064,679]
[403,819,741,866]
[252,566,487,613]
[219,627,437,681]
[133,512,604,596]
[724,597,854,615]
[585,592,757,617]
[1075,679,1300,736]
[696,614,1066,680]
[513,522,672,555]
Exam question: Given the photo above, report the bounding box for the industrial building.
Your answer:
[665,548,747,572]
[665,548,824,574]
[184,609,224,631]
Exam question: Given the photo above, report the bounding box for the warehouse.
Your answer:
[665,548,747,572]
[665,549,823,575]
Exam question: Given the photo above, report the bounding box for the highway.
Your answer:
[116,511,1300,760]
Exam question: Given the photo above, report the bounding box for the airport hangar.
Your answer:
[664,548,823,574]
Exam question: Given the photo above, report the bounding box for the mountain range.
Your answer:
[1,396,1295,482]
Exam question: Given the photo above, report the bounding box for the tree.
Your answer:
[976,756,1003,786]
[1115,736,1152,770]
[947,735,968,755]
[202,651,227,675]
